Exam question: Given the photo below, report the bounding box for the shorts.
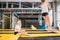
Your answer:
[14,32,18,35]
[42,12,48,16]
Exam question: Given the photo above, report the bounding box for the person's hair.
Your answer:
[41,0,45,3]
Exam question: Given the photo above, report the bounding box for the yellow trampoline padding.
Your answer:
[31,25,37,30]
[20,33,60,38]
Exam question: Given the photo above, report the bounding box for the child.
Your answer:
[14,20,31,36]
[39,0,53,31]
[14,20,21,35]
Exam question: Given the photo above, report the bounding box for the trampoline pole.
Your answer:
[53,0,58,30]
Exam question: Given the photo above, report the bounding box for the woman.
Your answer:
[39,0,53,31]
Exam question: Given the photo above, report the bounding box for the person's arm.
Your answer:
[39,2,42,7]
[39,2,41,5]
[48,3,51,9]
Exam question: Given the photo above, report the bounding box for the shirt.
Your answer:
[15,25,21,31]
[40,2,49,13]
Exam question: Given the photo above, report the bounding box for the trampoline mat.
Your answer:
[18,36,60,40]
[26,30,56,34]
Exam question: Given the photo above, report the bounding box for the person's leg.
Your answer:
[43,15,52,31]
[45,15,50,29]
[43,16,48,29]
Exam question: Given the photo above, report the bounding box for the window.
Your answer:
[0,3,2,8]
[34,2,40,8]
[8,2,11,8]
[3,3,6,8]
[13,2,19,8]
[8,2,19,8]
[21,2,32,8]
[0,2,6,8]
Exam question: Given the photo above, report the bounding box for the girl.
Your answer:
[14,20,22,35]
[39,0,53,31]
[14,20,31,36]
